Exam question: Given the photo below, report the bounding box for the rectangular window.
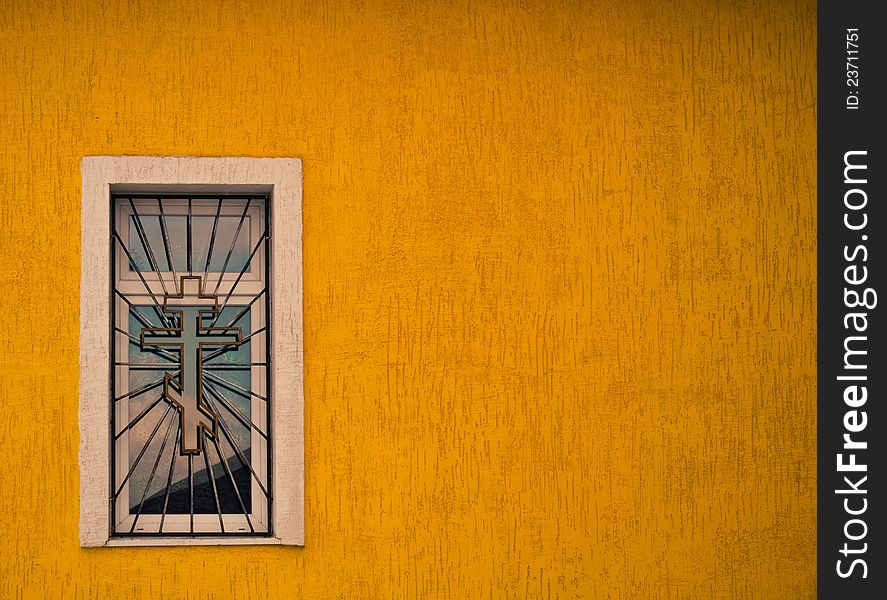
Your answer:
[80,157,303,547]
[111,194,271,536]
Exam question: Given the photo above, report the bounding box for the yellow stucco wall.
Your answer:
[0,0,816,598]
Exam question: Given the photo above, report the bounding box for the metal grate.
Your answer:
[109,193,272,537]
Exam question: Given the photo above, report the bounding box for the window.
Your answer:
[80,157,303,546]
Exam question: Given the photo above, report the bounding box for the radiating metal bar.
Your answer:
[130,407,177,533]
[212,198,252,296]
[115,362,179,371]
[209,233,267,328]
[220,422,270,500]
[112,405,173,499]
[203,382,268,439]
[114,327,179,363]
[114,290,156,330]
[202,326,266,363]
[188,454,194,534]
[157,198,180,295]
[158,426,180,533]
[113,232,172,327]
[187,198,193,273]
[221,288,266,330]
[211,435,254,533]
[219,288,267,331]
[201,198,223,295]
[202,431,225,532]
[114,393,165,440]
[115,327,178,362]
[113,377,165,402]
[129,199,170,297]
[203,363,267,370]
[203,391,271,499]
[204,371,267,402]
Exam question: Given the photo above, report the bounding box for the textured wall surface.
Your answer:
[0,0,816,598]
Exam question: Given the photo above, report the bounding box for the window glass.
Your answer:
[111,195,270,536]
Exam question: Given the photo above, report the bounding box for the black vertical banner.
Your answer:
[818,1,885,597]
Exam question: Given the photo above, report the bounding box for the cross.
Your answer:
[140,276,242,455]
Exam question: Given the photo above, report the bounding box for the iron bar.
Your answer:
[128,199,170,297]
[130,406,178,532]
[211,435,254,533]
[158,427,181,533]
[113,232,172,328]
[187,198,193,273]
[113,377,165,402]
[115,327,177,362]
[204,371,267,402]
[114,290,156,330]
[212,198,252,296]
[156,198,180,295]
[203,363,267,370]
[201,198,223,295]
[114,393,165,440]
[115,362,179,370]
[203,381,268,439]
[209,233,267,328]
[112,405,173,499]
[202,431,225,532]
[202,326,265,364]
[203,390,271,499]
[189,454,194,534]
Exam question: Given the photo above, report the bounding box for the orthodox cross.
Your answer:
[140,276,242,455]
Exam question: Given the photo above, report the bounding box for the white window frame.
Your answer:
[80,157,303,547]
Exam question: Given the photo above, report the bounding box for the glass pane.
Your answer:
[112,194,269,535]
